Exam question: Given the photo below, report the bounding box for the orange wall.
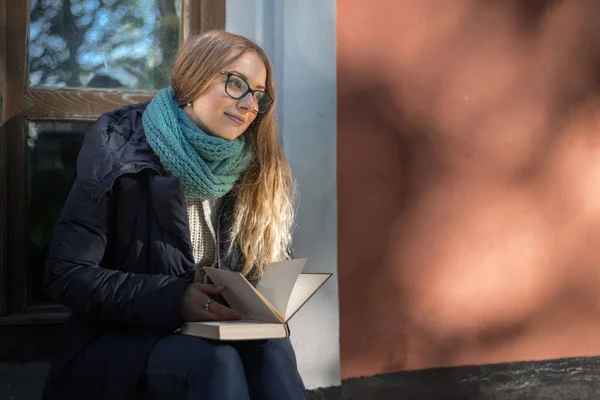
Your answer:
[338,0,600,379]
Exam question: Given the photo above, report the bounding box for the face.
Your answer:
[184,51,268,141]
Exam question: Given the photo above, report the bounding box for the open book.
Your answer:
[180,258,331,340]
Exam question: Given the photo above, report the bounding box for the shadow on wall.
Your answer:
[338,0,600,380]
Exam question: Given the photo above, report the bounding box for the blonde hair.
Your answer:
[171,30,295,279]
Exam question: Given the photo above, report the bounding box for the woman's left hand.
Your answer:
[180,282,242,322]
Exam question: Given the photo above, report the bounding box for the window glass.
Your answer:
[29,0,181,90]
[27,121,89,304]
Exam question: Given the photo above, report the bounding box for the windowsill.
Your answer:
[0,305,70,326]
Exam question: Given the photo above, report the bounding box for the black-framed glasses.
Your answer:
[220,71,272,113]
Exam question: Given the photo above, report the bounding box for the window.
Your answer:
[0,0,225,320]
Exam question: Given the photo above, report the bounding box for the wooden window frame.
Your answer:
[0,0,225,323]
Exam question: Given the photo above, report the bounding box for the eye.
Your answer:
[229,76,244,89]
[253,91,265,101]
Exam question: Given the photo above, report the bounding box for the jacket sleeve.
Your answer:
[44,178,191,330]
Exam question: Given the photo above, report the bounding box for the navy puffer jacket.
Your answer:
[42,102,244,399]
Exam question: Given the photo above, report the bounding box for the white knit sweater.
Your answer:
[185,197,223,282]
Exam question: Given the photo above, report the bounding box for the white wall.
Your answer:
[226,0,340,390]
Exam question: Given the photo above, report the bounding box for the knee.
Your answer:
[209,344,244,376]
[261,339,298,369]
[148,335,244,377]
[146,336,248,399]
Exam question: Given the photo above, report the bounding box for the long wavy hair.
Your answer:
[171,30,296,279]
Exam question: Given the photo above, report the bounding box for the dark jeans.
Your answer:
[143,333,308,399]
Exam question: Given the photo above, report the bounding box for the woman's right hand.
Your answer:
[180,282,242,322]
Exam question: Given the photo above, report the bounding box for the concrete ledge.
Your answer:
[341,356,600,400]
[5,356,600,399]
[0,361,341,399]
[0,361,49,400]
[308,385,342,399]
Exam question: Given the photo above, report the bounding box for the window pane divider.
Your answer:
[182,0,225,40]
[24,88,157,121]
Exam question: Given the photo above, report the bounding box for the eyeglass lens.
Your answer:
[225,74,271,113]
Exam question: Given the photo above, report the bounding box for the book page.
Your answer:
[284,273,332,321]
[256,258,307,316]
[204,268,282,323]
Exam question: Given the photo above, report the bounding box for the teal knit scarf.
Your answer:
[142,87,250,199]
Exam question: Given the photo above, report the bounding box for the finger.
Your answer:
[208,311,242,321]
[208,301,242,320]
[201,309,241,322]
[197,283,226,295]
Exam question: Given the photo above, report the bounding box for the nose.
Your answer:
[237,92,257,112]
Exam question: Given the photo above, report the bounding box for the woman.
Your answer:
[42,30,306,399]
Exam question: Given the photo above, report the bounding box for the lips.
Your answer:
[225,112,244,126]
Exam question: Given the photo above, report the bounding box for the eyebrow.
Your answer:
[229,70,266,90]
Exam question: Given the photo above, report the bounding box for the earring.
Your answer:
[186,102,192,107]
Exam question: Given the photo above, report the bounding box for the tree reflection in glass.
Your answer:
[28,0,181,90]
